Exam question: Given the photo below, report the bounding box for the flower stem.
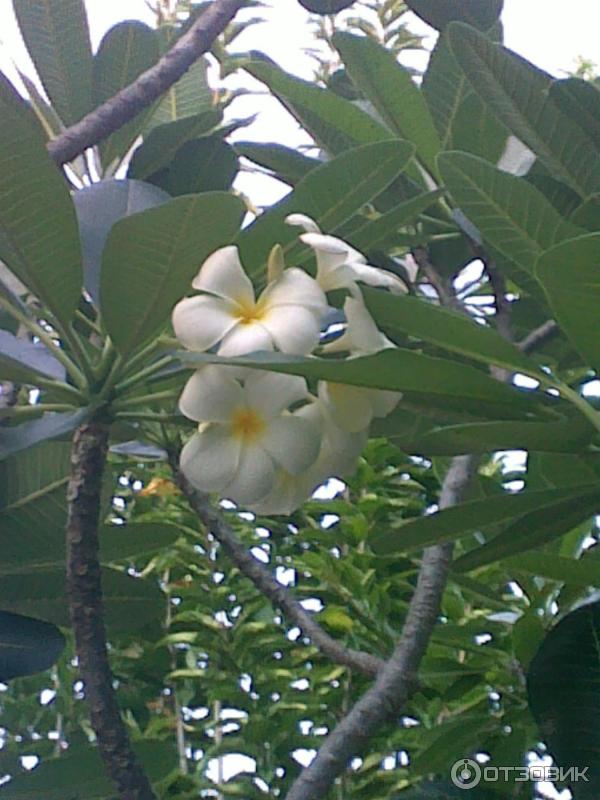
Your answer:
[114,355,175,396]
[111,389,179,411]
[0,403,77,419]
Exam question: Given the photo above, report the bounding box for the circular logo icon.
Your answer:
[451,758,482,790]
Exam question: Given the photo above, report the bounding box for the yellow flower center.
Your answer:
[231,408,266,441]
[235,297,267,325]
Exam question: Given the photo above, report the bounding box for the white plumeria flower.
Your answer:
[179,367,321,505]
[172,245,327,357]
[248,398,366,515]
[285,213,408,295]
[320,291,401,432]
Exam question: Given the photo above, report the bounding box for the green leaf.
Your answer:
[154,136,238,196]
[347,190,442,252]
[405,0,503,31]
[362,286,542,376]
[438,151,580,273]
[244,59,391,155]
[535,233,600,372]
[0,330,65,383]
[100,192,245,357]
[99,522,182,563]
[74,178,171,303]
[550,78,600,153]
[446,22,600,197]
[93,21,160,170]
[234,142,319,186]
[128,111,222,180]
[1,740,175,799]
[371,485,599,554]
[0,611,65,682]
[13,0,93,125]
[423,33,470,150]
[0,409,89,460]
[0,566,162,632]
[297,0,354,12]
[0,89,83,324]
[333,32,441,175]
[453,494,599,571]
[504,553,600,589]
[180,348,542,417]
[527,601,600,796]
[149,56,213,127]
[237,140,415,275]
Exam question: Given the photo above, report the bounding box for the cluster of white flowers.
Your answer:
[172,215,407,515]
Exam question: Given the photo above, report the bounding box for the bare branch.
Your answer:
[519,320,558,354]
[285,455,477,800]
[411,246,464,312]
[48,0,247,166]
[173,466,384,679]
[67,421,156,800]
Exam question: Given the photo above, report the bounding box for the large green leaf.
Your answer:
[504,552,600,588]
[93,21,160,171]
[244,59,391,155]
[0,566,162,632]
[0,611,65,682]
[371,485,599,554]
[362,286,542,376]
[149,56,213,127]
[527,601,600,797]
[333,32,441,175]
[550,78,600,153]
[1,740,175,799]
[179,349,542,417]
[237,140,415,275]
[0,409,89,460]
[0,89,83,324]
[100,192,245,357]
[446,22,600,197]
[0,330,65,383]
[405,0,503,31]
[234,142,320,186]
[153,136,238,197]
[128,111,222,180]
[535,234,600,373]
[452,494,599,571]
[13,0,93,125]
[438,151,580,273]
[423,34,470,150]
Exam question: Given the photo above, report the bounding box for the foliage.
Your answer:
[1,0,600,798]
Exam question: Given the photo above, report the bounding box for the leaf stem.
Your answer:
[0,402,77,419]
[554,380,600,434]
[111,389,179,411]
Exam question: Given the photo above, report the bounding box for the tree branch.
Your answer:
[285,455,477,800]
[67,421,156,800]
[47,0,247,166]
[173,466,384,679]
[519,320,558,354]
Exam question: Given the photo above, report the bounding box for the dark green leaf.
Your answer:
[405,0,503,31]
[423,33,470,150]
[0,89,83,324]
[149,56,213,127]
[13,0,93,125]
[128,111,222,180]
[550,78,600,153]
[237,140,415,275]
[371,485,599,554]
[0,611,65,682]
[347,190,442,252]
[74,178,171,303]
[157,136,238,196]
[93,21,160,170]
[334,32,441,174]
[234,142,319,186]
[504,553,600,589]
[0,409,89,460]
[438,151,581,272]
[100,192,244,357]
[0,330,65,383]
[536,234,600,372]
[527,601,600,796]
[446,22,600,196]
[297,0,355,12]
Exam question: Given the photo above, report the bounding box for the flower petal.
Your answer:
[260,267,327,314]
[217,321,273,357]
[172,295,238,352]
[370,388,401,418]
[351,262,408,295]
[285,213,321,233]
[192,245,255,306]
[261,305,322,355]
[179,366,244,423]
[248,470,312,516]
[245,371,308,418]
[223,442,275,504]
[262,415,320,474]
[320,381,373,432]
[180,424,241,492]
[323,294,394,356]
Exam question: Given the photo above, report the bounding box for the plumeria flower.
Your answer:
[285,213,408,295]
[319,290,401,432]
[179,367,321,505]
[172,245,327,357]
[248,398,367,515]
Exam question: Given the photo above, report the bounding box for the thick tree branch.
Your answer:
[47,0,247,166]
[285,455,477,800]
[67,421,156,800]
[173,466,384,679]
